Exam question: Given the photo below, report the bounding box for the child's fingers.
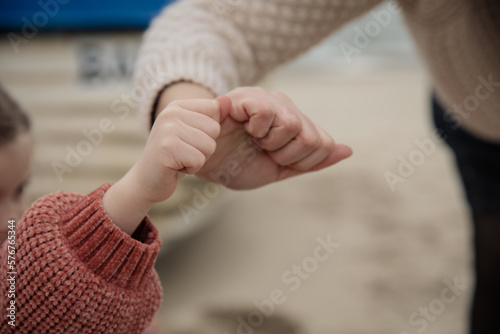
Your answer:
[168,99,221,122]
[176,127,218,160]
[170,141,208,175]
[165,130,217,174]
[175,110,221,139]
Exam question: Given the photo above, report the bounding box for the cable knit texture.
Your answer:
[134,0,500,142]
[0,184,162,333]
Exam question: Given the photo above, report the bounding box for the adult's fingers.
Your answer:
[276,143,353,181]
[308,144,353,171]
[287,126,336,171]
[227,87,302,150]
[267,111,322,166]
[251,101,302,151]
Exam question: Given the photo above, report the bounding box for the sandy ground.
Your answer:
[0,13,472,333]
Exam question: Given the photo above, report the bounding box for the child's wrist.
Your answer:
[102,171,156,236]
[121,167,158,209]
[155,82,215,121]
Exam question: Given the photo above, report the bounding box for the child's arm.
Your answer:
[0,97,230,333]
[102,96,230,235]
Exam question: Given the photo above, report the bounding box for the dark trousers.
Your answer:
[432,97,500,333]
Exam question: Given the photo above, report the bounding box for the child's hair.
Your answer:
[0,84,31,144]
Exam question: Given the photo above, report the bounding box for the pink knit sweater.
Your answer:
[0,184,162,333]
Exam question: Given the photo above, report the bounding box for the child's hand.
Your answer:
[103,97,230,235]
[131,98,230,203]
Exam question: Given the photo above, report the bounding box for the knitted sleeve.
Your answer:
[0,184,162,333]
[133,0,384,129]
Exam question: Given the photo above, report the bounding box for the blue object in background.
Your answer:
[0,0,177,30]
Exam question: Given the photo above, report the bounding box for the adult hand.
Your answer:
[197,87,352,189]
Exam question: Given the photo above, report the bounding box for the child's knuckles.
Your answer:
[159,102,182,116]
[159,136,182,155]
[198,118,221,139]
[155,123,180,142]
[187,151,207,173]
[205,139,217,156]
[160,121,178,131]
[156,110,182,127]
[186,100,219,121]
[195,140,217,161]
[211,122,222,138]
[166,99,185,109]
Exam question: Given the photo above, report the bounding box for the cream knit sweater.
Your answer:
[134,0,500,142]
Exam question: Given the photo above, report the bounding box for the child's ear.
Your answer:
[216,95,232,122]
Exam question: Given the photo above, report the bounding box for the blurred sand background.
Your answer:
[0,4,472,334]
